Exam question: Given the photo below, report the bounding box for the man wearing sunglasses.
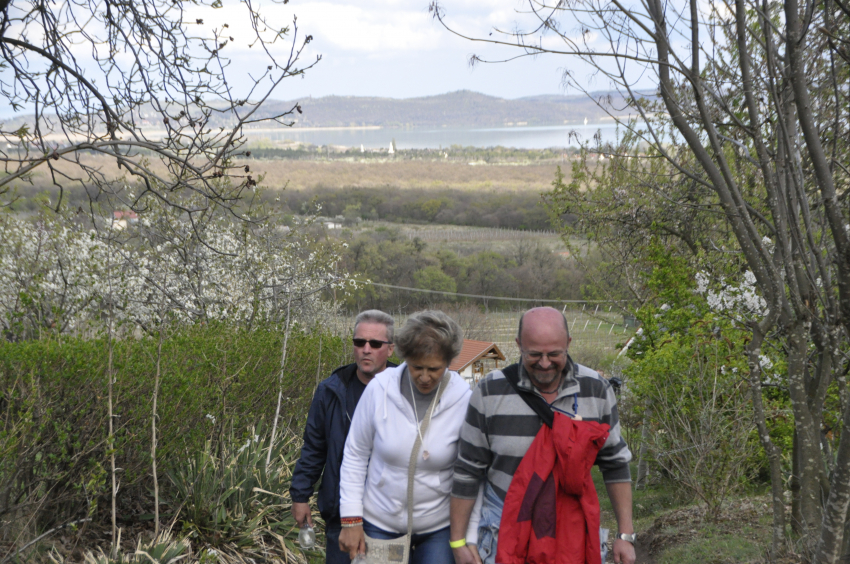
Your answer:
[291,310,396,564]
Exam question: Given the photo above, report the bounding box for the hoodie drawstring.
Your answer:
[382,371,391,420]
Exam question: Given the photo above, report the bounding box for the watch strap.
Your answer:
[617,532,636,544]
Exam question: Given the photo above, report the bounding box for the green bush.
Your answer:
[622,245,770,515]
[0,323,345,533]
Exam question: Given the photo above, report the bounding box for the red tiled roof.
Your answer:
[449,339,506,372]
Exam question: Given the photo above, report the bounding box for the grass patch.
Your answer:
[657,529,765,564]
[647,500,772,564]
[593,466,773,563]
[593,465,681,536]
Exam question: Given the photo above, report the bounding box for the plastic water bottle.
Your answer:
[298,524,316,549]
[352,555,368,564]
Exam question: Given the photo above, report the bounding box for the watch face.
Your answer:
[618,533,636,543]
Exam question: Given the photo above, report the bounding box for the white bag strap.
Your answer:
[405,371,450,536]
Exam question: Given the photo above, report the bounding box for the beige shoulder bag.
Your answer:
[362,371,450,564]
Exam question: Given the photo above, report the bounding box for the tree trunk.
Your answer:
[816,398,850,562]
[793,435,803,536]
[747,331,786,555]
[151,316,165,538]
[636,417,651,490]
[106,238,118,558]
[268,293,293,468]
[788,322,823,557]
[841,503,850,563]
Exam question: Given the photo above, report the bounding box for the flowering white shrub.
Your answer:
[0,213,108,337]
[0,201,351,340]
[695,269,767,320]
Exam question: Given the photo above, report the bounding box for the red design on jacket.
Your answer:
[497,413,610,564]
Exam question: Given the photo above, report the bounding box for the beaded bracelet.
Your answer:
[340,517,363,528]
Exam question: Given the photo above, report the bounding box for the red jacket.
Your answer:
[497,413,610,564]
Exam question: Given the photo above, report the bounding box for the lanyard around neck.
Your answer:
[408,368,447,461]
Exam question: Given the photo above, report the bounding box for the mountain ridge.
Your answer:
[254,89,649,129]
[2,90,654,131]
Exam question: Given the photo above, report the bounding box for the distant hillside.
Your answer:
[261,90,647,129]
[2,90,653,132]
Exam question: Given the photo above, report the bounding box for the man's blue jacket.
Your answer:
[289,361,396,520]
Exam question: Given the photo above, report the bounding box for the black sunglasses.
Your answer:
[352,338,392,349]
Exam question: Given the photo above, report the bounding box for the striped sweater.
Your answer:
[452,359,632,501]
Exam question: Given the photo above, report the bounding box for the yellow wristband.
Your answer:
[449,538,467,549]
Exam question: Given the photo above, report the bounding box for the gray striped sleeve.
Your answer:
[574,366,632,482]
[452,380,491,499]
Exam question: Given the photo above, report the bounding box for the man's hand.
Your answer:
[613,538,636,564]
[291,502,313,528]
[339,525,366,559]
[605,482,636,564]
[452,544,482,564]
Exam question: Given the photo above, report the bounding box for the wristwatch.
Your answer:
[616,532,636,544]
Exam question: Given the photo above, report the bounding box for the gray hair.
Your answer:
[354,309,395,340]
[395,310,464,364]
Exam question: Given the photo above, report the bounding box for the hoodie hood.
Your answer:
[372,362,470,422]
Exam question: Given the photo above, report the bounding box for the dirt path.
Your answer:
[634,536,656,564]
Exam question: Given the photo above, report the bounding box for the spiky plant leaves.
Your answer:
[49,533,190,564]
[167,426,304,555]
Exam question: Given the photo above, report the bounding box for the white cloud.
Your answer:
[302,3,443,53]
[184,0,446,56]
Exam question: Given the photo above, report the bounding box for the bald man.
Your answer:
[449,307,636,564]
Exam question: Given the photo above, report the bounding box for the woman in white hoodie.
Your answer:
[338,310,479,564]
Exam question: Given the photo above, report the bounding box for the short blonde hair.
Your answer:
[394,310,463,364]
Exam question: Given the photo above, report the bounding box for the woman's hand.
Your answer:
[452,544,482,564]
[339,525,366,560]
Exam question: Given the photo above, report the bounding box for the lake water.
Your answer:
[251,122,624,150]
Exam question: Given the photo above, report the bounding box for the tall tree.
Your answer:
[432,0,850,559]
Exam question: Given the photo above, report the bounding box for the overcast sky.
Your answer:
[0,0,649,120]
[187,0,627,102]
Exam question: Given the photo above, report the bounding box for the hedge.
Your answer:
[0,323,347,531]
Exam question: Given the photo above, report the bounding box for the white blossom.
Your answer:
[237,434,261,453]
[0,200,351,339]
[695,271,709,294]
[696,269,767,322]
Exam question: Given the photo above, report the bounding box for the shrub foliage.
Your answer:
[0,323,344,539]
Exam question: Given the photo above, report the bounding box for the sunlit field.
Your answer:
[256,159,567,192]
[22,153,568,194]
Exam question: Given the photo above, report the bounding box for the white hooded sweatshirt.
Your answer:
[339,363,481,540]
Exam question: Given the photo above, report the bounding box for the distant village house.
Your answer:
[449,339,506,385]
[112,210,138,230]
